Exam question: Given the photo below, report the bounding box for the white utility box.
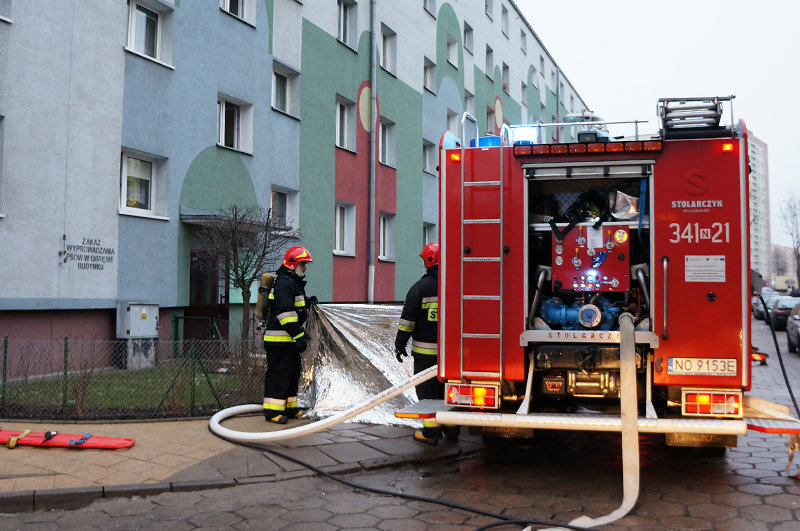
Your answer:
[116,302,159,339]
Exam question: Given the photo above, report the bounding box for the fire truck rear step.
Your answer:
[434,410,747,435]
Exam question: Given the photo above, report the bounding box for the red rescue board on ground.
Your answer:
[0,428,135,449]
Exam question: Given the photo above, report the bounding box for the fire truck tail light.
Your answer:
[450,153,462,162]
[643,140,663,151]
[722,142,734,152]
[682,390,742,417]
[445,383,499,409]
[625,142,643,152]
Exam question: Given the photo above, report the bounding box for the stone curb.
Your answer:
[0,443,479,513]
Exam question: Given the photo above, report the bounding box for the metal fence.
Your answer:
[0,337,265,421]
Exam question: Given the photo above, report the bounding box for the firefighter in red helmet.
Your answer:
[395,243,459,444]
[263,246,315,423]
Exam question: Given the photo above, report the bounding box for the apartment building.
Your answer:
[0,0,588,339]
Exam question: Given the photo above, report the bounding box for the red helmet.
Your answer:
[282,246,313,270]
[420,243,440,267]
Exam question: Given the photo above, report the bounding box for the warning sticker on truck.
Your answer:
[684,255,725,283]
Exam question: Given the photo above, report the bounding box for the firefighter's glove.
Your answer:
[306,295,319,306]
[296,336,308,354]
[394,339,409,363]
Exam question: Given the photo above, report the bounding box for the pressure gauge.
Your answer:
[555,245,563,255]
[572,256,581,268]
[555,256,564,266]
[586,247,596,257]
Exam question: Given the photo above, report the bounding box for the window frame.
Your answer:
[335,95,356,151]
[333,202,356,256]
[463,21,473,54]
[520,29,527,54]
[272,60,300,117]
[422,140,436,175]
[337,0,357,48]
[380,23,397,74]
[127,1,161,60]
[502,62,510,93]
[423,222,437,246]
[521,81,528,108]
[219,0,256,26]
[423,56,436,93]
[423,0,436,17]
[501,4,509,36]
[486,106,496,135]
[485,45,493,79]
[217,95,254,154]
[447,109,458,137]
[485,0,493,19]
[379,117,396,167]
[271,187,299,230]
[446,33,458,67]
[378,213,395,261]
[120,152,156,216]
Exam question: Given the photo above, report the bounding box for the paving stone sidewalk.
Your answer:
[0,414,482,513]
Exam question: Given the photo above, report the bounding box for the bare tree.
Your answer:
[773,248,787,277]
[780,192,800,286]
[195,205,300,340]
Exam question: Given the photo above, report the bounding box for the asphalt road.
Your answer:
[2,316,799,530]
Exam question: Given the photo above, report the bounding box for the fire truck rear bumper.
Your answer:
[435,410,748,435]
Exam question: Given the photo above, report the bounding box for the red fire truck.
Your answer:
[398,96,800,454]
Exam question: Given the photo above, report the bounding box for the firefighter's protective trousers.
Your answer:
[397,266,441,433]
[263,266,308,415]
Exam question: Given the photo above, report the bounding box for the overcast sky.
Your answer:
[516,0,798,246]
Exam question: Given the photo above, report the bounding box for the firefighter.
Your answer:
[263,246,314,424]
[395,243,459,445]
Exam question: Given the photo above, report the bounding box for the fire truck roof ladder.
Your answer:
[658,96,735,140]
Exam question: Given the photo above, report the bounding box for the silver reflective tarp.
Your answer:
[299,304,419,426]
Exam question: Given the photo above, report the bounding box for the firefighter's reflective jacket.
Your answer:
[397,265,438,355]
[263,265,307,344]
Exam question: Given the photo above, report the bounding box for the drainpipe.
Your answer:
[367,0,377,303]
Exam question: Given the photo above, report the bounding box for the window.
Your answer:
[272,190,288,227]
[521,81,527,108]
[335,96,356,150]
[337,0,357,48]
[334,202,355,255]
[485,0,493,18]
[570,94,575,112]
[272,61,300,116]
[502,62,509,92]
[520,30,527,53]
[379,213,395,261]
[423,223,436,246]
[485,45,493,78]
[217,96,253,153]
[423,140,436,174]
[551,69,556,88]
[446,33,458,66]
[220,0,256,25]
[121,153,154,213]
[447,109,458,136]
[463,22,473,53]
[539,56,545,77]
[129,3,158,58]
[531,65,539,88]
[381,24,397,73]
[501,5,508,35]
[486,107,495,135]
[271,188,298,229]
[379,118,396,166]
[423,57,436,93]
[423,0,436,16]
[464,90,474,116]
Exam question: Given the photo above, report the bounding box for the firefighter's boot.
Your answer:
[413,429,441,446]
[265,413,288,424]
[286,408,307,419]
[443,426,461,442]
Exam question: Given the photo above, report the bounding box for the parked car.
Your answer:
[760,293,782,322]
[752,295,765,320]
[769,296,800,331]
[787,304,800,353]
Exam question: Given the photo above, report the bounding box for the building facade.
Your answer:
[0,0,588,339]
[748,131,770,281]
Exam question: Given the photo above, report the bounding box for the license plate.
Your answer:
[667,357,737,376]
